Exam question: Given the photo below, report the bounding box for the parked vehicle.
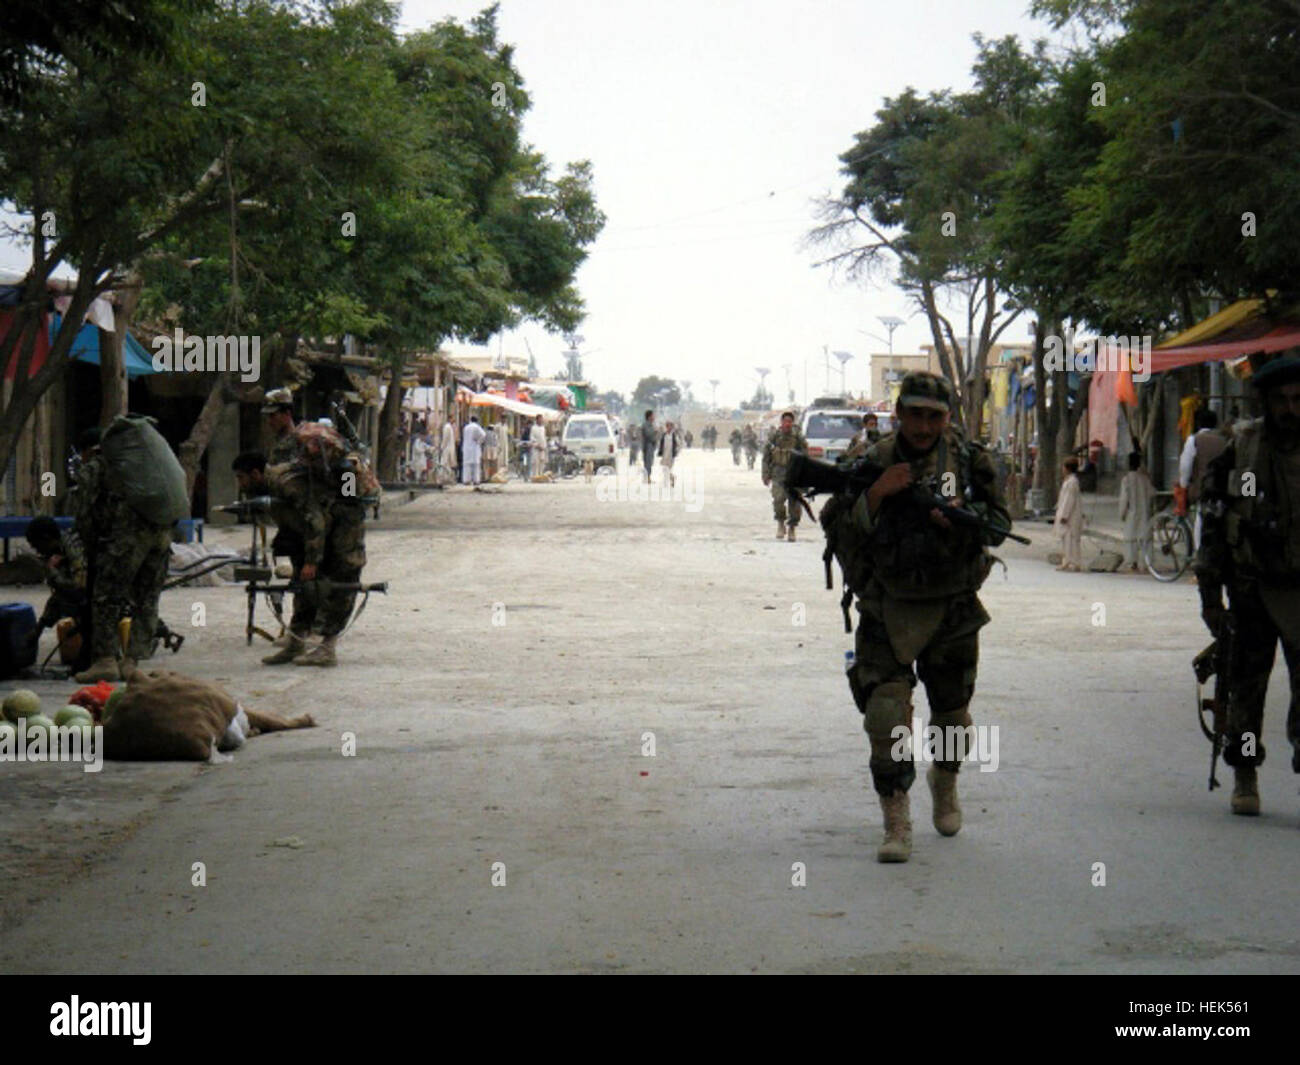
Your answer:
[561,414,618,471]
[800,408,868,463]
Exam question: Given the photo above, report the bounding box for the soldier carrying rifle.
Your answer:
[1195,353,1300,816]
[789,372,1015,863]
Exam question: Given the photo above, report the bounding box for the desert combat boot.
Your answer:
[295,634,337,667]
[786,524,797,542]
[75,656,121,683]
[877,791,913,863]
[262,632,306,665]
[775,520,786,539]
[1231,766,1260,816]
[928,766,962,835]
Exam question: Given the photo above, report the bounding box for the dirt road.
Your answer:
[2,449,1296,973]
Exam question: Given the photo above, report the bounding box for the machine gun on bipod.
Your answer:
[214,496,387,644]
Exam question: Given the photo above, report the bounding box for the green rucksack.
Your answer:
[100,414,189,526]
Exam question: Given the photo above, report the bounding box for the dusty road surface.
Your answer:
[2,449,1297,974]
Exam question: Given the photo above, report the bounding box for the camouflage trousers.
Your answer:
[288,503,367,639]
[1222,582,1300,772]
[769,479,801,525]
[89,513,173,661]
[848,587,990,795]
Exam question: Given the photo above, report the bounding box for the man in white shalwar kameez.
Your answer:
[658,420,683,487]
[461,416,486,485]
[1054,458,1084,571]
[529,415,547,478]
[438,418,457,485]
[1118,451,1155,571]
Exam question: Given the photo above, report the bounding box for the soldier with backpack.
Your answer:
[251,420,378,668]
[817,373,1012,863]
[70,418,190,682]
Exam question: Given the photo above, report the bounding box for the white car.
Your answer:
[561,414,618,470]
[800,409,871,463]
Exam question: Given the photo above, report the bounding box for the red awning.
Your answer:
[1150,322,1300,373]
[0,310,51,380]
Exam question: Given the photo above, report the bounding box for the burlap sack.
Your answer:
[103,667,314,761]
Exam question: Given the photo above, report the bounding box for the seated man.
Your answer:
[24,515,87,648]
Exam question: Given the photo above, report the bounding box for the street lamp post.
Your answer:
[832,351,854,398]
[878,316,904,354]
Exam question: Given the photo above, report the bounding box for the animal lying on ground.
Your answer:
[103,666,315,761]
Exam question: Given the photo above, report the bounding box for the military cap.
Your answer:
[897,371,954,411]
[1251,353,1300,392]
[260,387,294,413]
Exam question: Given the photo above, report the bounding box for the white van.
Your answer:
[561,414,618,470]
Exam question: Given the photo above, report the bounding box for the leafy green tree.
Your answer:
[810,36,1040,434]
[1035,0,1300,315]
[631,376,681,410]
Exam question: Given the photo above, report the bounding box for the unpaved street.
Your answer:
[1,450,1297,974]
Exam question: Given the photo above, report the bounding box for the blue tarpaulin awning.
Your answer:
[50,314,156,378]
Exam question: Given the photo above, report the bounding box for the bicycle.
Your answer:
[1143,496,1195,582]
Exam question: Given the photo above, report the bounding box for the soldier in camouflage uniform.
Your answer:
[68,428,174,681]
[742,424,759,469]
[263,387,298,464]
[24,515,87,641]
[762,411,808,541]
[1196,353,1300,816]
[233,447,367,668]
[844,372,1011,862]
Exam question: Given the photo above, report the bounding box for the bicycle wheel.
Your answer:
[1144,511,1194,582]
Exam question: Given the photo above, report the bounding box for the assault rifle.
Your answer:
[1194,614,1236,791]
[784,452,1030,546]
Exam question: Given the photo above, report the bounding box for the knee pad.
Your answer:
[870,756,916,797]
[1222,735,1265,769]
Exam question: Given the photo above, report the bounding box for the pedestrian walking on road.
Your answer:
[641,410,658,483]
[762,411,807,541]
[658,420,683,487]
[1118,451,1155,571]
[1196,354,1300,817]
[1055,458,1084,571]
[837,371,1013,862]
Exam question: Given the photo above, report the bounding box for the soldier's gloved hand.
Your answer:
[762,477,770,486]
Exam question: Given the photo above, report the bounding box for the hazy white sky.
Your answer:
[2,0,1061,407]
[416,0,1056,405]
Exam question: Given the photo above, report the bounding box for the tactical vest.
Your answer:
[767,428,804,470]
[866,429,993,601]
[1222,419,1300,581]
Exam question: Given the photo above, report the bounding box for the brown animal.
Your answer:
[102,666,315,761]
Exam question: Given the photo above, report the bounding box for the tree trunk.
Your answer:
[98,281,140,427]
[178,376,230,498]
[1031,314,1065,509]
[377,364,406,481]
[916,282,966,434]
